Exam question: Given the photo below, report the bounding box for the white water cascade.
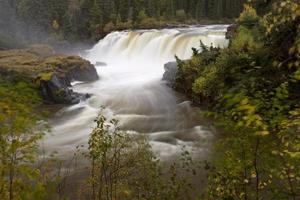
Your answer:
[44,25,229,159]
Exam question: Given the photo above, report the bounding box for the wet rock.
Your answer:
[163,61,178,87]
[40,74,88,104]
[39,64,97,105]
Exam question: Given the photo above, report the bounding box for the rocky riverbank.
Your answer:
[0,45,98,104]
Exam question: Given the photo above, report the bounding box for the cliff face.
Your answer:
[0,45,99,104]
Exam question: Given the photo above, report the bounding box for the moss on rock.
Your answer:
[0,45,98,104]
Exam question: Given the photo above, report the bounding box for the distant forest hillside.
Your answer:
[0,0,250,46]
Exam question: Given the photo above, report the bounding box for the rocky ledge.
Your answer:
[0,45,99,104]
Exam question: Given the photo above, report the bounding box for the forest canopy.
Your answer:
[0,0,247,45]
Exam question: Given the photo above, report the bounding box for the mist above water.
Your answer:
[44,25,229,159]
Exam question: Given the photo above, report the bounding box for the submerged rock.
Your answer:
[0,45,99,104]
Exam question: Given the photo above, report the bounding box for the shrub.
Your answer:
[82,111,198,200]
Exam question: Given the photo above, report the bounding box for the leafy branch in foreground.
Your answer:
[81,110,199,200]
[0,78,46,200]
[0,77,73,200]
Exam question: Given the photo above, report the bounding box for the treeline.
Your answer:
[77,0,247,39]
[1,0,246,44]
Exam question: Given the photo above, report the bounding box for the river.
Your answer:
[44,25,229,159]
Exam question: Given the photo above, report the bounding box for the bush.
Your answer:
[82,111,198,200]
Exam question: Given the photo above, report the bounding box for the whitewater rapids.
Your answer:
[44,25,229,159]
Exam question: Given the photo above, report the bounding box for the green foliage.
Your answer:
[231,26,263,50]
[83,110,198,200]
[175,9,186,22]
[0,77,46,199]
[174,1,300,199]
[10,0,247,41]
[175,43,221,103]
[137,10,148,23]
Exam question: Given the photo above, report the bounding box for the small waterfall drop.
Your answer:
[44,25,229,159]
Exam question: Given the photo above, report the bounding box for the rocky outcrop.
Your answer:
[0,45,99,104]
[39,77,91,104]
[36,56,99,104]
[162,61,178,87]
[40,61,98,104]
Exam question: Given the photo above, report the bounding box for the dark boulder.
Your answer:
[39,74,94,105]
[163,61,178,87]
[39,64,98,105]
[39,74,79,104]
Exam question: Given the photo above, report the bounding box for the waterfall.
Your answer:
[87,25,228,78]
[45,25,229,159]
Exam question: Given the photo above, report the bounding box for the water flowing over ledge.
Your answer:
[44,25,229,159]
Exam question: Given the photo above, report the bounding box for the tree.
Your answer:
[83,111,198,200]
[175,9,186,22]
[0,78,47,200]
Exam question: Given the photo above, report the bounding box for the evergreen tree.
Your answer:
[9,0,248,41]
